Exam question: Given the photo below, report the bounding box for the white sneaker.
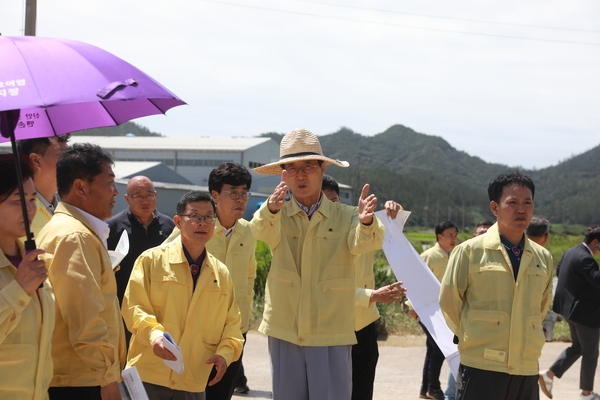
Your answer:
[539,370,553,399]
[580,392,600,400]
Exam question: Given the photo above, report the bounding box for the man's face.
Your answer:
[33,138,68,189]
[322,188,340,202]
[211,183,249,221]
[84,163,118,220]
[437,227,458,252]
[474,225,489,237]
[284,160,324,203]
[175,201,216,248]
[125,177,157,221]
[0,178,37,239]
[490,184,534,237]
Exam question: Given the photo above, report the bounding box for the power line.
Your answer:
[200,0,600,46]
[291,0,600,34]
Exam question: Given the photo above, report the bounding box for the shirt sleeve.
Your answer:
[0,279,32,345]
[439,245,468,335]
[249,201,282,248]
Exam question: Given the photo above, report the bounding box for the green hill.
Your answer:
[259,125,599,228]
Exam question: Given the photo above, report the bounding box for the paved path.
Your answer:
[235,330,599,399]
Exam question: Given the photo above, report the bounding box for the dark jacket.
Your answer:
[553,243,600,328]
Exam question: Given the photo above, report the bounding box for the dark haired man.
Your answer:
[123,191,243,399]
[17,134,70,237]
[439,172,553,400]
[164,163,256,398]
[37,143,125,400]
[413,221,458,400]
[474,220,493,237]
[526,217,550,248]
[539,225,600,400]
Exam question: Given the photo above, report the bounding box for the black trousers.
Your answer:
[419,322,445,392]
[352,321,380,400]
[49,386,101,400]
[206,332,246,400]
[456,364,539,400]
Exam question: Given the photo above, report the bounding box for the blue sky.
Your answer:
[2,0,599,169]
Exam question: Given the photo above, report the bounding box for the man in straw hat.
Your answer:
[251,129,400,400]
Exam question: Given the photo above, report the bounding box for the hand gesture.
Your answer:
[206,354,227,386]
[384,200,403,220]
[267,170,288,213]
[370,281,406,304]
[152,336,177,361]
[14,249,47,295]
[358,184,377,225]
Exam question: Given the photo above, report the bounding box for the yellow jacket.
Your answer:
[354,252,380,331]
[421,242,449,283]
[165,218,257,333]
[251,197,385,346]
[439,223,553,376]
[0,245,54,400]
[30,197,52,240]
[123,238,244,393]
[37,202,126,387]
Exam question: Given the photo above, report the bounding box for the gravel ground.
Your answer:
[234,330,599,399]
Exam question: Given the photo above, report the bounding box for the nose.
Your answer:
[112,184,119,196]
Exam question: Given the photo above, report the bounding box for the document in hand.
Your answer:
[108,229,130,270]
[119,366,149,400]
[162,332,184,374]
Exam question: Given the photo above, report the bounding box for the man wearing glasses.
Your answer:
[251,129,385,400]
[123,191,244,399]
[163,163,256,399]
[107,176,175,310]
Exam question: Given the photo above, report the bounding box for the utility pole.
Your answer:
[25,0,37,36]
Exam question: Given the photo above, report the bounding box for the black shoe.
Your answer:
[427,388,445,400]
[419,391,430,399]
[234,385,250,394]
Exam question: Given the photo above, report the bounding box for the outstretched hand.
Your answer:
[206,354,227,386]
[370,281,406,304]
[358,184,377,225]
[267,170,288,213]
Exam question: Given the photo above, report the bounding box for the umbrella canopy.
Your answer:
[0,35,185,140]
[0,35,186,249]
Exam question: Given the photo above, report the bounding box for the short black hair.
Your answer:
[476,220,493,229]
[435,221,458,237]
[0,154,34,203]
[17,134,71,156]
[583,225,600,245]
[487,171,535,203]
[208,163,252,193]
[56,143,113,197]
[321,174,339,195]
[176,191,216,215]
[526,217,550,238]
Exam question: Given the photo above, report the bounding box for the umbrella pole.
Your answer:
[9,131,37,252]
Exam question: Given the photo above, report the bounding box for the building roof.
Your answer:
[67,136,275,152]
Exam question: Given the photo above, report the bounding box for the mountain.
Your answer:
[72,121,163,137]
[259,125,599,227]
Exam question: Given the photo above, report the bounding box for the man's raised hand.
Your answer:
[267,170,288,213]
[358,184,377,225]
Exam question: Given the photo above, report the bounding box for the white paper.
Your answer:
[119,366,149,400]
[108,230,130,270]
[162,332,184,374]
[375,209,460,379]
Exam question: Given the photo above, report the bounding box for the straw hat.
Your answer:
[253,129,349,175]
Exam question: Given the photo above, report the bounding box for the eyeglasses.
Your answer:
[127,192,157,201]
[222,190,251,201]
[285,163,320,177]
[179,214,216,224]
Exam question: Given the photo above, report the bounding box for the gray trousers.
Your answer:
[268,336,352,400]
[549,319,600,391]
[143,382,205,400]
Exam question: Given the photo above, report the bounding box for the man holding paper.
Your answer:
[123,191,243,400]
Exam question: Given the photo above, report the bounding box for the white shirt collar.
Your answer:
[72,205,110,249]
[583,242,594,256]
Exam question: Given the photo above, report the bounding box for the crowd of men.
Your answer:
[1,129,599,400]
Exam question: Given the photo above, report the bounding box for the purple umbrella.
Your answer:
[0,35,186,250]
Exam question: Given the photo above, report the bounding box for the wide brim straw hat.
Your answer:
[253,128,349,175]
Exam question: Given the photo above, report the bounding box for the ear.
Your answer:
[72,178,87,199]
[210,190,219,202]
[490,201,499,217]
[174,215,181,229]
[29,153,42,171]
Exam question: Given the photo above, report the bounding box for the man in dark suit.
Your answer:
[539,225,600,400]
